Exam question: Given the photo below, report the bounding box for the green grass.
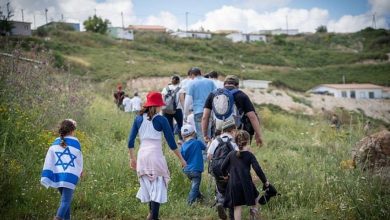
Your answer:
[1,28,390,219]
[1,28,389,91]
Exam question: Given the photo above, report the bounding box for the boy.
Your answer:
[207,117,238,220]
[180,124,206,205]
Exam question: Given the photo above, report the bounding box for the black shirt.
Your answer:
[204,89,255,115]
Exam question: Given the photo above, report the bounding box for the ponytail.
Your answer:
[235,130,250,158]
[58,119,76,148]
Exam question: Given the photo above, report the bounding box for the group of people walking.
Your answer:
[41,67,275,220]
[114,84,142,113]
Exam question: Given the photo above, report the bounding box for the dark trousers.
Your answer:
[216,179,234,220]
[163,109,183,141]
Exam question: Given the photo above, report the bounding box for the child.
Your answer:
[128,91,187,220]
[41,119,83,220]
[221,130,269,220]
[180,124,206,205]
[207,117,238,220]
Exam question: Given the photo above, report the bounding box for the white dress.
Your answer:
[135,114,170,203]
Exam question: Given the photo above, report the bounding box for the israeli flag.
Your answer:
[41,136,83,190]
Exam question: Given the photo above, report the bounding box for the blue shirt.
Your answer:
[188,76,216,114]
[181,138,206,172]
[128,114,177,150]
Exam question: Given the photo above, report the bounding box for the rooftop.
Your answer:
[319,83,384,90]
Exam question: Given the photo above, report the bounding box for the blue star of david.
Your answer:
[55,147,77,171]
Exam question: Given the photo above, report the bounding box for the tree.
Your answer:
[83,15,110,34]
[316,25,327,33]
[0,2,14,36]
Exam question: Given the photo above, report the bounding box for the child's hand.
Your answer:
[222,176,229,180]
[129,158,137,170]
[180,159,187,168]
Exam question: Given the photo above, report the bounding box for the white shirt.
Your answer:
[212,79,224,89]
[122,97,132,112]
[131,96,142,111]
[161,84,182,110]
[186,113,196,132]
[207,133,238,157]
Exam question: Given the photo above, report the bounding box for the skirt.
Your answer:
[136,175,168,204]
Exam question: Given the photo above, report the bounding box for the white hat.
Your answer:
[181,124,195,137]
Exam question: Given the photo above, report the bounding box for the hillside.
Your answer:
[1,27,390,91]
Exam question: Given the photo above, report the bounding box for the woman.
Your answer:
[128,91,187,220]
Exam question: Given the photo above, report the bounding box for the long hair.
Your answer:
[58,119,76,148]
[235,130,250,158]
[139,106,159,120]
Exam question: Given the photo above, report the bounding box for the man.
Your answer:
[208,71,224,89]
[184,67,216,144]
[113,84,125,108]
[201,75,264,146]
[122,94,132,113]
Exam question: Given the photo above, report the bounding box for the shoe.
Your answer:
[216,203,227,220]
[250,208,259,220]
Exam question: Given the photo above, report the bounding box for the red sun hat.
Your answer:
[143,91,165,107]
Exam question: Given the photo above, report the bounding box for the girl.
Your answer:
[41,119,83,220]
[221,130,269,220]
[128,91,187,220]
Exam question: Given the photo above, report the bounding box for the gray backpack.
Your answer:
[162,86,180,115]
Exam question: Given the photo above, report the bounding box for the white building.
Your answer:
[309,84,386,99]
[226,33,267,43]
[108,27,134,40]
[241,80,272,89]
[170,31,212,39]
[258,29,299,36]
[1,20,32,36]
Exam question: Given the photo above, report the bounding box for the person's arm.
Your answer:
[127,116,141,148]
[201,108,211,143]
[250,153,268,184]
[183,94,193,118]
[128,116,142,169]
[128,148,136,170]
[202,93,213,142]
[246,111,263,146]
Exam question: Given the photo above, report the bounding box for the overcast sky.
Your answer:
[2,0,390,32]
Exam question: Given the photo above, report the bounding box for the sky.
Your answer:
[2,0,390,33]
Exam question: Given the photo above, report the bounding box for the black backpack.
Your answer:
[209,137,234,180]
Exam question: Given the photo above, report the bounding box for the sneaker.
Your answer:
[249,207,258,220]
[216,203,227,220]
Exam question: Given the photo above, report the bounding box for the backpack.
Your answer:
[209,137,234,180]
[162,86,180,115]
[211,88,242,133]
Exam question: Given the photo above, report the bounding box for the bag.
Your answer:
[212,88,239,121]
[162,86,180,115]
[258,183,279,205]
[209,137,234,180]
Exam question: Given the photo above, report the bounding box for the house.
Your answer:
[226,33,267,43]
[213,30,239,35]
[128,25,166,32]
[108,27,134,40]
[0,20,31,36]
[38,21,80,32]
[241,80,272,89]
[309,84,386,99]
[170,31,212,39]
[258,28,299,35]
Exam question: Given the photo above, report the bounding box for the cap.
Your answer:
[143,92,165,107]
[224,75,239,85]
[181,124,195,137]
[221,116,236,131]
